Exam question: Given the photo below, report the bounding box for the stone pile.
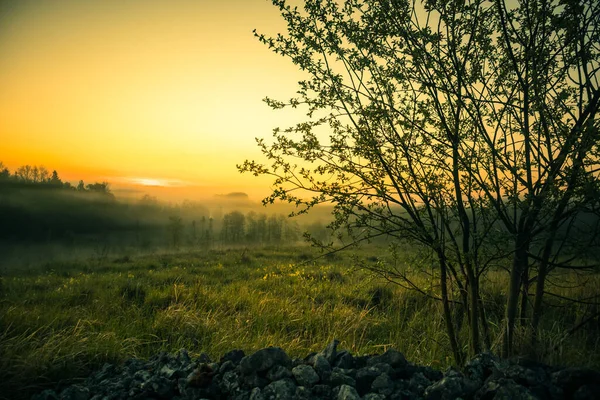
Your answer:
[33,340,600,399]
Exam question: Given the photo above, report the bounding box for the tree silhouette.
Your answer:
[241,0,600,362]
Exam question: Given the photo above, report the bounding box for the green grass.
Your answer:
[0,246,598,399]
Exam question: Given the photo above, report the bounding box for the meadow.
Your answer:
[1,245,598,400]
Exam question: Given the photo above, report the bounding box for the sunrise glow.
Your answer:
[0,0,307,201]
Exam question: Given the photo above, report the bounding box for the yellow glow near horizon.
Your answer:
[0,0,308,201]
[130,178,168,187]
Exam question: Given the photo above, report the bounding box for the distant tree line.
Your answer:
[220,211,300,244]
[167,210,304,248]
[0,161,113,197]
[0,161,322,249]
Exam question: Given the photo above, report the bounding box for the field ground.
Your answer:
[0,245,598,399]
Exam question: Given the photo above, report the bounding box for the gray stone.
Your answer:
[573,384,600,400]
[367,349,408,368]
[295,385,313,399]
[356,366,383,394]
[159,364,178,379]
[363,394,386,400]
[330,371,357,387]
[371,372,394,396]
[220,360,236,374]
[333,367,357,379]
[475,378,537,400]
[337,384,361,400]
[424,376,479,400]
[410,372,432,394]
[242,373,269,389]
[221,349,246,364]
[263,378,297,399]
[552,367,600,397]
[240,347,291,375]
[133,369,151,382]
[313,384,333,398]
[249,387,265,400]
[335,351,355,369]
[320,339,340,364]
[220,370,241,394]
[267,365,292,382]
[371,362,393,376]
[503,364,546,387]
[313,354,332,377]
[32,390,59,400]
[58,385,90,400]
[464,352,499,383]
[292,364,320,387]
[444,366,463,378]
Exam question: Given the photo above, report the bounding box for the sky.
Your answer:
[0,0,308,201]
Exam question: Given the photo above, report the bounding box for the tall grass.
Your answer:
[0,246,598,399]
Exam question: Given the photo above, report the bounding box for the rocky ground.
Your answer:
[33,340,600,400]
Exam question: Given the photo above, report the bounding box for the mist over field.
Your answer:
[0,166,339,269]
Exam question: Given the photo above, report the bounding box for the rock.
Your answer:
[292,364,320,387]
[295,385,313,399]
[552,367,600,397]
[528,383,564,400]
[220,370,241,394]
[57,385,90,400]
[31,390,59,400]
[196,353,212,363]
[240,347,291,375]
[354,355,371,369]
[159,364,179,379]
[475,378,537,400]
[313,384,333,398]
[139,375,177,398]
[313,354,332,377]
[221,349,246,365]
[186,363,216,387]
[356,366,383,394]
[503,364,546,387]
[367,349,408,368]
[337,384,361,400]
[409,371,432,395]
[424,376,479,400]
[267,365,292,382]
[242,373,270,389]
[333,367,356,379]
[320,339,340,364]
[444,366,463,378]
[573,383,600,400]
[263,378,296,399]
[334,351,355,369]
[363,394,386,400]
[418,366,444,382]
[330,371,357,387]
[249,387,265,400]
[220,360,236,374]
[371,372,394,396]
[464,352,499,383]
[29,346,600,400]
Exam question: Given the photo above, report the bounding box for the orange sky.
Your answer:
[0,0,308,201]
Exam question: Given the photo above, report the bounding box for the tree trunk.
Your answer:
[440,252,464,366]
[519,265,529,324]
[479,294,491,351]
[504,235,529,357]
[467,269,481,356]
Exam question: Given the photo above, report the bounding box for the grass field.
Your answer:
[1,245,598,399]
